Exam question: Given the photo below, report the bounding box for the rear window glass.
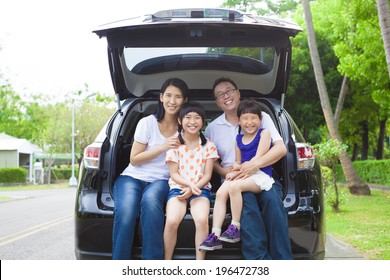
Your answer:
[123,47,275,75]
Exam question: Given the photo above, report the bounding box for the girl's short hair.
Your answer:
[154,78,189,121]
[237,99,263,119]
[177,101,207,146]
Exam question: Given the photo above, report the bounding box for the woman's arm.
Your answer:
[130,135,179,166]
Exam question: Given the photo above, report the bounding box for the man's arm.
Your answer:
[236,140,287,179]
[213,161,233,177]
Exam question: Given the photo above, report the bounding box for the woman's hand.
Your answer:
[160,136,180,151]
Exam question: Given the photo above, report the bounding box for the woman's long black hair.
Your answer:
[177,101,208,146]
[154,78,190,121]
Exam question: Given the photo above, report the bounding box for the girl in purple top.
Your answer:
[200,100,274,251]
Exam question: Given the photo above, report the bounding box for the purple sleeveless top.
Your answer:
[236,128,273,177]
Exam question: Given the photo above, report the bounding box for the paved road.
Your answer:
[325,234,364,260]
[0,188,76,260]
[0,188,364,260]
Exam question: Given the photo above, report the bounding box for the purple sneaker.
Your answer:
[219,224,241,243]
[199,233,223,251]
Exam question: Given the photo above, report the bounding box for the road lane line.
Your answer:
[0,215,73,247]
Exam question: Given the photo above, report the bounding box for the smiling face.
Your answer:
[160,85,186,116]
[238,112,261,135]
[180,111,204,136]
[214,81,241,114]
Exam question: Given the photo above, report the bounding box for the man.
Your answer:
[205,77,292,259]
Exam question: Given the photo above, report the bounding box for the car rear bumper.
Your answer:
[75,189,325,260]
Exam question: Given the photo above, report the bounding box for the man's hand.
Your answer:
[235,160,258,179]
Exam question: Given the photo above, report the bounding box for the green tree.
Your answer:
[72,93,115,163]
[376,0,390,78]
[314,139,348,212]
[222,0,300,16]
[302,0,370,195]
[0,83,41,139]
[324,0,389,159]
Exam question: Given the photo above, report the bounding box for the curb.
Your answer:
[325,234,365,260]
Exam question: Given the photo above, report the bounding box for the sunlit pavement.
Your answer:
[325,234,365,260]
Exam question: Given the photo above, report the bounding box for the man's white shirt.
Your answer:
[205,112,282,168]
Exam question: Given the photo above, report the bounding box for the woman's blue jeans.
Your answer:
[240,181,293,259]
[112,175,169,260]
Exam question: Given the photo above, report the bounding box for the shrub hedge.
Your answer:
[335,159,390,185]
[0,168,28,183]
[50,168,78,181]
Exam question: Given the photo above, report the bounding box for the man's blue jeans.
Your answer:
[241,181,292,259]
[111,175,169,260]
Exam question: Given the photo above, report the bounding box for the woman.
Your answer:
[112,78,189,259]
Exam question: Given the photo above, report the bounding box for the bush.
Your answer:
[321,166,347,211]
[313,139,347,212]
[50,168,78,182]
[0,167,27,183]
[335,159,390,185]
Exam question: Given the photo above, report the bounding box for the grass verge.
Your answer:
[0,181,69,191]
[326,186,390,260]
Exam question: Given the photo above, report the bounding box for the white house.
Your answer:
[0,133,42,182]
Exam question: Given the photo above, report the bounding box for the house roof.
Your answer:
[0,133,42,154]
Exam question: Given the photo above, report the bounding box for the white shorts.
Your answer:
[248,170,274,191]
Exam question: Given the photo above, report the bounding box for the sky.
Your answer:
[0,0,224,98]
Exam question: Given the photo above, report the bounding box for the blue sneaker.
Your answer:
[199,233,223,251]
[219,224,241,243]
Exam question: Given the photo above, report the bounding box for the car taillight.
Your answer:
[296,143,315,170]
[83,143,101,169]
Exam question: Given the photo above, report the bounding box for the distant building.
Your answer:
[0,133,42,182]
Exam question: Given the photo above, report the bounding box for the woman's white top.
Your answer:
[121,115,177,182]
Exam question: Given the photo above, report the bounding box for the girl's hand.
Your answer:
[232,162,241,171]
[226,170,240,181]
[190,183,202,196]
[178,187,192,200]
[161,136,180,151]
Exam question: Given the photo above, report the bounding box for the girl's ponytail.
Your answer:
[199,131,207,146]
[178,124,185,145]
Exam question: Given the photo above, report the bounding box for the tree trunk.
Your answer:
[302,0,370,195]
[376,0,390,78]
[352,143,359,161]
[361,121,369,160]
[334,75,348,126]
[376,118,387,159]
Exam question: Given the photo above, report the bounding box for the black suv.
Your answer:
[75,8,325,260]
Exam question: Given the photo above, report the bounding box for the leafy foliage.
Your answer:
[0,81,115,165]
[221,0,389,160]
[313,139,348,211]
[0,168,27,183]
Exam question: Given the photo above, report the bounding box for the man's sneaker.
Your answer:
[199,233,223,251]
[219,224,241,243]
